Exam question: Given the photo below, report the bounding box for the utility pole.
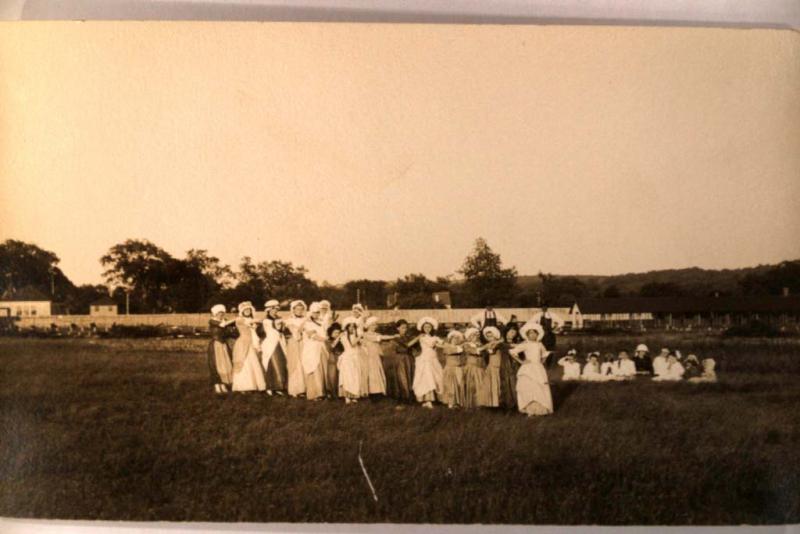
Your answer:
[356,287,361,305]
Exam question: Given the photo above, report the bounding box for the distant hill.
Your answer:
[514,262,795,298]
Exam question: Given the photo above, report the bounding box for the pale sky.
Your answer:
[1,23,799,285]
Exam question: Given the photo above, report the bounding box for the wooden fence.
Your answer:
[14,307,578,330]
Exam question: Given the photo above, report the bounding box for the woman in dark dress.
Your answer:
[261,299,289,395]
[207,304,234,394]
[384,319,416,402]
[496,322,521,410]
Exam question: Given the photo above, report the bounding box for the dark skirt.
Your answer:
[498,351,517,410]
[265,345,288,391]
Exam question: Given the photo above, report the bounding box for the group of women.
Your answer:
[206,301,555,417]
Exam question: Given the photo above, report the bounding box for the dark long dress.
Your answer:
[497,342,518,410]
[385,333,416,402]
[207,319,233,386]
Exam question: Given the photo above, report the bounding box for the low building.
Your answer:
[571,295,800,330]
[89,296,119,316]
[0,286,52,318]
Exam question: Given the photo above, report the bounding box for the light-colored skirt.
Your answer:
[285,337,306,397]
[304,359,326,400]
[442,364,465,407]
[338,350,361,399]
[366,347,387,395]
[517,361,553,416]
[485,364,501,408]
[231,340,266,392]
[358,347,371,397]
[464,357,490,408]
[413,353,443,402]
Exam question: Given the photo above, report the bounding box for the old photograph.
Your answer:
[1,19,799,526]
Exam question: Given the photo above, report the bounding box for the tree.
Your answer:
[392,273,450,309]
[214,257,320,309]
[100,239,174,313]
[740,260,800,296]
[458,238,518,307]
[602,284,622,298]
[538,273,587,305]
[186,249,234,289]
[639,282,685,298]
[256,260,319,302]
[0,239,74,301]
[343,279,387,308]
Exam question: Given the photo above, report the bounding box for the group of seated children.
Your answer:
[557,344,717,383]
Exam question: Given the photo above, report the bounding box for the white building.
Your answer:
[89,296,119,316]
[0,286,52,318]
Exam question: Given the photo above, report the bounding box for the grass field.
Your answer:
[0,334,799,524]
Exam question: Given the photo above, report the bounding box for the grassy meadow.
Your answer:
[0,334,798,524]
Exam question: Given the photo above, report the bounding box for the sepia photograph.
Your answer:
[1,4,800,529]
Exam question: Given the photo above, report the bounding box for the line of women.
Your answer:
[206,301,554,417]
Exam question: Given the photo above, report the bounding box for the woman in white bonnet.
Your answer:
[407,317,445,409]
[334,317,363,404]
[633,343,653,375]
[231,301,267,393]
[261,299,288,395]
[301,302,328,400]
[349,303,372,397]
[509,322,553,416]
[361,316,399,397]
[284,300,308,397]
[207,304,234,394]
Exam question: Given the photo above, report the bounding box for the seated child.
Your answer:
[682,353,702,380]
[689,357,717,383]
[600,353,619,381]
[558,349,581,381]
[652,351,685,381]
[581,352,604,382]
[652,348,669,378]
[613,350,637,379]
[633,343,653,375]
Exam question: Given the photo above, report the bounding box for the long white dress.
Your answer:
[346,315,370,397]
[412,335,444,402]
[510,341,553,416]
[338,333,363,399]
[362,331,389,395]
[301,319,327,400]
[284,315,307,397]
[231,317,267,392]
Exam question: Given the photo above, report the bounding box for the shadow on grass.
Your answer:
[551,381,581,411]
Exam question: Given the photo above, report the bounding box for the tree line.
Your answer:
[1,238,798,314]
